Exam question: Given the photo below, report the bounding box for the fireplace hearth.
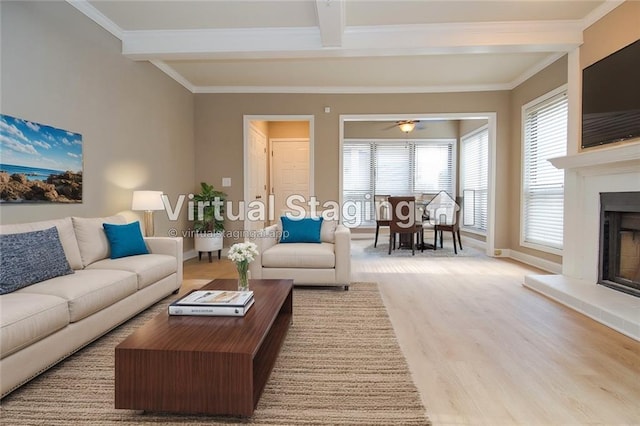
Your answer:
[524,142,640,341]
[599,192,640,297]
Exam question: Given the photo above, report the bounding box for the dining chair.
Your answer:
[373,194,391,248]
[388,196,423,255]
[419,193,438,250]
[434,197,463,254]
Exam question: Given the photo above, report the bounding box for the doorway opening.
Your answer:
[339,113,497,257]
[243,115,314,233]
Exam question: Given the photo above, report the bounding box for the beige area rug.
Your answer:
[0,282,429,425]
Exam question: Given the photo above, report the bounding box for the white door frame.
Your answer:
[246,122,268,231]
[339,113,497,257]
[243,115,314,232]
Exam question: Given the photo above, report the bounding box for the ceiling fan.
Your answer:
[382,120,423,133]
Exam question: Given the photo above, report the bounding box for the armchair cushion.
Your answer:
[262,242,336,269]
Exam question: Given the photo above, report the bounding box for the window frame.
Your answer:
[342,138,456,227]
[460,125,489,236]
[519,84,567,256]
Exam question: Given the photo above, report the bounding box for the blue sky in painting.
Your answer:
[0,114,82,173]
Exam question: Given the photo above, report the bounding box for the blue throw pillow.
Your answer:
[103,222,149,259]
[280,216,323,243]
[0,227,74,295]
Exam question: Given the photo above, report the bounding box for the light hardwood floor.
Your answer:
[183,236,640,426]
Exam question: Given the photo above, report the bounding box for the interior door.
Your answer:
[271,139,309,218]
[248,124,268,231]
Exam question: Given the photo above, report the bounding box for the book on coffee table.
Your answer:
[168,290,255,316]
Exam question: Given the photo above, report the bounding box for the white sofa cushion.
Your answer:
[72,215,126,267]
[262,242,336,269]
[16,269,137,323]
[0,217,83,270]
[87,254,177,290]
[0,293,69,359]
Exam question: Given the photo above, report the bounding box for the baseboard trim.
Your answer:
[501,249,563,274]
[460,236,486,251]
[184,249,197,260]
[183,247,230,261]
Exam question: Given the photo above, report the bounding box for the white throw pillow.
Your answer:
[320,219,337,243]
[72,215,126,267]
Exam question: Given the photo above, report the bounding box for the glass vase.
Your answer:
[237,263,250,291]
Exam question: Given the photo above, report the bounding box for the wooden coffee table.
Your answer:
[114,278,293,417]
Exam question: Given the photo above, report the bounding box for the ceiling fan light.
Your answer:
[398,121,416,133]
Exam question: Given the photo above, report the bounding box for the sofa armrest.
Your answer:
[334,225,351,285]
[248,225,280,279]
[144,237,183,285]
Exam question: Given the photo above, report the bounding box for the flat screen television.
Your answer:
[581,39,640,149]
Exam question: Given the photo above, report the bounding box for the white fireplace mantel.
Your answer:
[549,140,640,171]
[524,139,640,342]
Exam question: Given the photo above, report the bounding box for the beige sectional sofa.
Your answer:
[249,218,351,290]
[0,215,183,398]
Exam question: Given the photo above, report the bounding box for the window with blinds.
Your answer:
[342,142,373,226]
[460,126,488,234]
[414,142,454,194]
[342,139,454,226]
[521,89,567,252]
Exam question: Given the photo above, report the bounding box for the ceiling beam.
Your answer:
[121,20,583,61]
[315,0,345,47]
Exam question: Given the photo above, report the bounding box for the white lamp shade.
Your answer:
[131,190,164,211]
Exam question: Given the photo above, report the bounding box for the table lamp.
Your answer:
[131,190,164,237]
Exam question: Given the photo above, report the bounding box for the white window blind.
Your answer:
[343,139,454,226]
[342,142,373,226]
[522,90,567,251]
[375,143,412,194]
[414,142,454,195]
[460,127,488,234]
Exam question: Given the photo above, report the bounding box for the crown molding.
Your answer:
[581,0,626,30]
[192,83,512,94]
[66,0,123,40]
[509,52,566,89]
[149,61,195,93]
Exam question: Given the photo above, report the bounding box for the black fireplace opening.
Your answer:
[599,192,640,297]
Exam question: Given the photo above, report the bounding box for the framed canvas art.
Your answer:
[0,114,82,203]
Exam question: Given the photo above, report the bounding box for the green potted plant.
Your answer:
[192,182,227,260]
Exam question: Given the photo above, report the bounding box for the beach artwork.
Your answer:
[0,114,82,203]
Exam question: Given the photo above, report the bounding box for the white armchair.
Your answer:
[248,219,351,290]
